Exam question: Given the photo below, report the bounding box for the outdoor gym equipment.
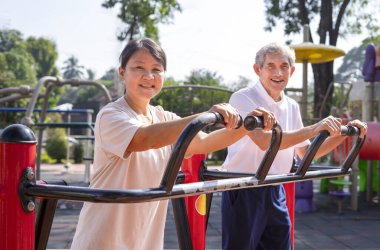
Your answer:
[16,76,112,180]
[1,113,365,250]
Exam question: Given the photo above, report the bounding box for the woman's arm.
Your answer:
[126,103,244,153]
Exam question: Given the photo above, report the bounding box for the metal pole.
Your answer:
[301,24,310,120]
[0,124,37,250]
[84,110,92,183]
[65,113,71,169]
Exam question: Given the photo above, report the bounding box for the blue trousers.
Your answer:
[221,185,291,250]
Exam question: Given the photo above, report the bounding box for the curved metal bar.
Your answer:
[296,125,364,177]
[243,115,283,181]
[255,125,282,181]
[341,135,366,173]
[160,112,223,192]
[21,76,58,126]
[160,113,250,192]
[295,131,329,177]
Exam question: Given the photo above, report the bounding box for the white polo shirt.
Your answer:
[223,80,309,175]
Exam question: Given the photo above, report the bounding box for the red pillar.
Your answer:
[182,154,206,250]
[284,182,295,249]
[0,124,37,250]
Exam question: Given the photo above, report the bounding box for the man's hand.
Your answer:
[248,107,276,131]
[314,116,342,137]
[347,120,368,138]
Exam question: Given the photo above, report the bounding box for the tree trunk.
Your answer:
[312,61,334,119]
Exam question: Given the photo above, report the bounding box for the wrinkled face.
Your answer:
[119,48,165,103]
[254,53,295,101]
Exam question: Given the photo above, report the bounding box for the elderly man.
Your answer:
[222,43,367,250]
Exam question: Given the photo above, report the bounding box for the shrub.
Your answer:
[40,151,55,164]
[45,128,68,163]
[73,142,84,163]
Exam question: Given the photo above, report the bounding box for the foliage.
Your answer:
[184,69,224,87]
[26,37,59,78]
[0,29,36,88]
[45,128,68,163]
[61,55,84,79]
[229,76,254,92]
[101,0,182,42]
[73,143,84,163]
[263,0,380,118]
[335,44,366,82]
[100,68,117,80]
[86,69,96,80]
[40,151,55,164]
[152,69,232,116]
[336,35,380,82]
[0,29,60,126]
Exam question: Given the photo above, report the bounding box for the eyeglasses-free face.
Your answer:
[119,49,165,104]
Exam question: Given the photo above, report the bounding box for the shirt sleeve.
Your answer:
[96,107,142,159]
[293,102,311,148]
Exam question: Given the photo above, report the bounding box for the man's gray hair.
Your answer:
[255,43,296,68]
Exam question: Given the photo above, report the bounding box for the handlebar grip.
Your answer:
[243,115,264,131]
[211,112,243,129]
[341,125,360,136]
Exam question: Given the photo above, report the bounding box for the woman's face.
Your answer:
[119,48,165,103]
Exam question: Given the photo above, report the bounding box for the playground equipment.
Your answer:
[15,76,112,180]
[1,111,364,250]
[290,24,346,120]
[359,122,380,203]
[0,85,36,103]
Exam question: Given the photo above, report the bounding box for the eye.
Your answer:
[153,68,163,73]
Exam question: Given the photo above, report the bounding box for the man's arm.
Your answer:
[186,108,276,156]
[248,116,342,151]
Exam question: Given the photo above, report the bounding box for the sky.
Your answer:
[0,0,369,88]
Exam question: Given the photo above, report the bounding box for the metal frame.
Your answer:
[17,113,365,250]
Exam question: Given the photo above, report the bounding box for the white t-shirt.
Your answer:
[70,97,179,250]
[223,81,309,175]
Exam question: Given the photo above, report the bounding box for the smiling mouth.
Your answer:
[139,84,155,89]
[271,79,284,83]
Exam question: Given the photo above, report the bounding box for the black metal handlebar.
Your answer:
[296,125,365,177]
[245,116,282,181]
[160,112,242,192]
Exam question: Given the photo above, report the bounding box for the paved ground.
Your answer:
[39,164,380,249]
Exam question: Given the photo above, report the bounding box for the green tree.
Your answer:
[86,69,96,80]
[100,68,117,80]
[61,55,84,79]
[335,44,365,82]
[0,29,36,88]
[184,69,224,87]
[26,37,59,78]
[263,0,380,118]
[152,70,232,116]
[102,0,182,42]
[230,76,253,92]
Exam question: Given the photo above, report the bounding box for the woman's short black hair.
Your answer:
[119,38,167,70]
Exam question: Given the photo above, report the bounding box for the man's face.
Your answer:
[254,53,295,101]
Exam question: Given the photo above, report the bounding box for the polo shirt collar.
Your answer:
[256,80,286,110]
